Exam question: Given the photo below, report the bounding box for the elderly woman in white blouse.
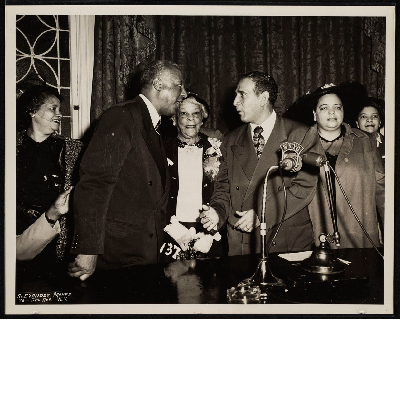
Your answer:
[161,93,224,260]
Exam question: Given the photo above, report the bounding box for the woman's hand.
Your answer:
[45,187,73,222]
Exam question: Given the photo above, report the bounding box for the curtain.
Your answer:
[155,16,385,134]
[69,15,95,139]
[90,15,156,121]
[90,16,385,135]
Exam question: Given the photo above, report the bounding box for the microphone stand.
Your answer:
[251,166,285,287]
[304,161,344,274]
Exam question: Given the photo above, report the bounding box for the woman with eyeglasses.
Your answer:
[160,93,225,260]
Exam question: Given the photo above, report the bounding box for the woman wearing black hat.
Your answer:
[285,83,384,249]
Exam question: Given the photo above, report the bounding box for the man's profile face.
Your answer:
[233,78,264,124]
[158,67,187,116]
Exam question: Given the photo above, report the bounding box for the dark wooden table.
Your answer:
[15,248,383,305]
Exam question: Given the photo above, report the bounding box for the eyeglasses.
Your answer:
[162,80,183,91]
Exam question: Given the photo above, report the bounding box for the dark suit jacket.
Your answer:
[71,96,170,269]
[210,115,320,256]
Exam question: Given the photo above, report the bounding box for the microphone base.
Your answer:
[252,258,285,287]
[303,242,345,275]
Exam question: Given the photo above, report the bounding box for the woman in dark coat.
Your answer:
[285,82,384,249]
[161,93,224,260]
[16,83,82,277]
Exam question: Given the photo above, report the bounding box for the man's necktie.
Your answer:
[155,120,161,134]
[155,120,161,145]
[253,126,265,159]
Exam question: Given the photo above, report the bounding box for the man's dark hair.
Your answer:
[140,60,181,89]
[241,71,278,105]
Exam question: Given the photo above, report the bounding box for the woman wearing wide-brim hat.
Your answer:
[284,82,384,249]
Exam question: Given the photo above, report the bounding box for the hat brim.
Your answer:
[284,81,369,127]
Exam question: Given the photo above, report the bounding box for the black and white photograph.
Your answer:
[4,4,395,315]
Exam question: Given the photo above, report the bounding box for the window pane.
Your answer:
[16,15,71,137]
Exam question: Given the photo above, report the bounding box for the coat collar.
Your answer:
[310,122,368,163]
[231,124,258,181]
[138,93,161,129]
[244,116,289,200]
[164,132,212,163]
[231,116,289,198]
[133,96,167,189]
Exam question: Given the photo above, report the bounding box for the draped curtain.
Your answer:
[69,15,96,139]
[90,15,156,121]
[90,15,385,135]
[155,16,385,133]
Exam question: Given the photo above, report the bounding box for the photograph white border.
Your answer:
[5,4,395,315]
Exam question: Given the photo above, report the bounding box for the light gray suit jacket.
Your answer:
[210,115,320,255]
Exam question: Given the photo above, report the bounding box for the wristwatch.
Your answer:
[45,213,57,227]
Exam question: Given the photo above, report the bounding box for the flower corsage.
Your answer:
[203,137,222,182]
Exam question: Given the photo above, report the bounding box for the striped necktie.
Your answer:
[155,120,161,145]
[253,126,265,158]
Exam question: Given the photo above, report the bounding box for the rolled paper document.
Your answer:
[164,216,194,251]
[193,234,214,253]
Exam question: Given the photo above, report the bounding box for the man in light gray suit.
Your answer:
[201,71,320,256]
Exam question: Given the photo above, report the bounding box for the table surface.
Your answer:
[15,248,384,305]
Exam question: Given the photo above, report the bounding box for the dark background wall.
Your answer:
[90,15,385,134]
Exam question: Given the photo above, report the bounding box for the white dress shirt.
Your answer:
[250,110,277,144]
[139,93,161,130]
[175,145,204,222]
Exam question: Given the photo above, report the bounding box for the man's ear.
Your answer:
[260,91,269,106]
[153,78,162,91]
[356,121,359,128]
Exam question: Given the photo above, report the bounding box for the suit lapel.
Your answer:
[244,116,288,201]
[231,125,258,182]
[136,97,167,188]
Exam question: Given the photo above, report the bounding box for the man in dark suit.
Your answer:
[68,60,187,280]
[201,71,319,256]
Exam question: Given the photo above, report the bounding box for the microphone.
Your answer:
[280,152,326,171]
[280,156,302,172]
[280,142,326,172]
[301,152,326,167]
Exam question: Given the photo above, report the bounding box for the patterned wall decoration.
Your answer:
[16,15,71,137]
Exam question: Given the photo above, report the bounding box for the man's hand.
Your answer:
[46,187,73,222]
[233,209,260,233]
[68,254,98,281]
[200,205,219,231]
